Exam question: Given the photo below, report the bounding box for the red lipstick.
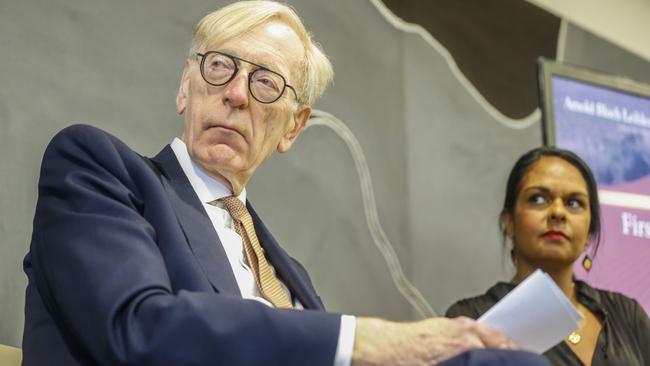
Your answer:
[542,230,568,241]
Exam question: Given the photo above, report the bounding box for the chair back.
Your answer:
[0,344,22,366]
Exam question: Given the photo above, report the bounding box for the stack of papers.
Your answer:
[478,269,582,353]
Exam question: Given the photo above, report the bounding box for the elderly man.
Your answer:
[23,1,548,365]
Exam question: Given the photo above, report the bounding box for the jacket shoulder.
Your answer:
[38,124,156,200]
[42,124,144,167]
[47,124,126,152]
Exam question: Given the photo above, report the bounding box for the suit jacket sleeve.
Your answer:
[30,125,341,366]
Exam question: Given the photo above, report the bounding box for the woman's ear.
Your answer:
[501,210,514,240]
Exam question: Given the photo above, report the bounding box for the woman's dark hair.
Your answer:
[500,146,601,257]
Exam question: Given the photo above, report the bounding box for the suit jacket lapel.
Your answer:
[247,202,324,310]
[150,145,241,297]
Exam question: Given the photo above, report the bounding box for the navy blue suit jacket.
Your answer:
[23,125,340,365]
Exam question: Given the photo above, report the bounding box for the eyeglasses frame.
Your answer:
[196,51,299,104]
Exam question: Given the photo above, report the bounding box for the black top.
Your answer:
[446,280,650,366]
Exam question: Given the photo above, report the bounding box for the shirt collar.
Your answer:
[574,279,607,317]
[170,138,246,204]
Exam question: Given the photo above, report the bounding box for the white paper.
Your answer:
[477,269,582,354]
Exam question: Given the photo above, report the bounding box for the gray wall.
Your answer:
[1,0,649,348]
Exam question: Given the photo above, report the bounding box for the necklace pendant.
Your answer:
[567,331,581,345]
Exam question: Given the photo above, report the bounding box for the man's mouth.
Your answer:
[207,124,243,136]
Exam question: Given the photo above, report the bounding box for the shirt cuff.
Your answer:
[332,315,356,366]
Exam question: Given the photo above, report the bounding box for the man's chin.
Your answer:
[197,143,241,162]
[192,145,239,169]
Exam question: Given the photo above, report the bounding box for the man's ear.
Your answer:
[277,105,311,153]
[176,59,192,115]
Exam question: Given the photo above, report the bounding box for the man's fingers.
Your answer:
[475,323,520,350]
[447,317,489,351]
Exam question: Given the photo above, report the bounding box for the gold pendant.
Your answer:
[567,331,581,345]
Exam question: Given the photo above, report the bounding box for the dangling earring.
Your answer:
[582,252,593,272]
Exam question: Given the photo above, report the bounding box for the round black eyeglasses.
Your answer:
[196,51,299,104]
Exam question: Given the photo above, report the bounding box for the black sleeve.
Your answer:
[445,299,486,319]
[631,299,650,364]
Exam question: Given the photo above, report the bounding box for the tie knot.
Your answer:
[218,195,248,222]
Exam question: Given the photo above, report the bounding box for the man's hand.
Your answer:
[351,316,518,366]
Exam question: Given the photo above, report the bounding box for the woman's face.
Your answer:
[504,156,591,270]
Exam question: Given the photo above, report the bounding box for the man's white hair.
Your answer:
[190,1,334,106]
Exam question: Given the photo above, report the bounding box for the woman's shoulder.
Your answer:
[445,282,514,319]
[578,281,643,312]
[577,281,649,328]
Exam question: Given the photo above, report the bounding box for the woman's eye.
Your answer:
[567,198,584,209]
[529,195,546,205]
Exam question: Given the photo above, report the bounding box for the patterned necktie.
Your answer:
[212,196,293,309]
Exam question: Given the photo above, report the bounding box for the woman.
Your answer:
[446,147,650,366]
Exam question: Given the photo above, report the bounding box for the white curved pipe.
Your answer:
[308,109,436,318]
[370,0,541,129]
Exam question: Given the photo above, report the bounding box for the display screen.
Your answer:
[540,60,650,312]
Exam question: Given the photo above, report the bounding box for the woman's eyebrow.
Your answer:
[521,186,550,193]
[521,186,588,197]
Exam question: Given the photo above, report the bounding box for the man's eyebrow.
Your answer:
[219,49,281,72]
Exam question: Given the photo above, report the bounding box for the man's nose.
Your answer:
[222,73,250,108]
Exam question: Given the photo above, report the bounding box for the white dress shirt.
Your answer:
[170,138,355,366]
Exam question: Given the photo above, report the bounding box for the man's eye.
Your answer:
[255,77,279,91]
[210,60,228,69]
